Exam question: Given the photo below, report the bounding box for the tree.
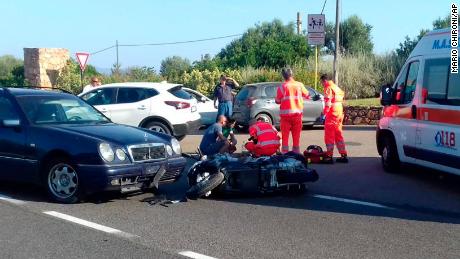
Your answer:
[160,56,191,80]
[193,54,220,71]
[55,60,82,94]
[125,66,161,82]
[0,55,23,77]
[394,14,450,63]
[217,19,312,69]
[324,15,373,55]
[433,14,451,29]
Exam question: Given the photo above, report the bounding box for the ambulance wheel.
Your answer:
[381,135,400,173]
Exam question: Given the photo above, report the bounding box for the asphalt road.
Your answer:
[1,126,460,259]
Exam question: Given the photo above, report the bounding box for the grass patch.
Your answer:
[345,98,381,107]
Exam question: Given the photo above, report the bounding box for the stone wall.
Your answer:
[24,48,69,87]
[343,106,382,125]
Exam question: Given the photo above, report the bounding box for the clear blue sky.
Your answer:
[0,0,453,71]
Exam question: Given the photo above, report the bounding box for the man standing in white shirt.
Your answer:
[82,76,101,93]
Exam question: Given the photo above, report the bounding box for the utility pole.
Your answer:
[333,0,340,84]
[116,40,119,72]
[297,12,302,34]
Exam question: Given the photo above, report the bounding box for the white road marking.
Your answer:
[312,194,395,209]
[43,211,137,239]
[179,251,218,259]
[0,194,26,205]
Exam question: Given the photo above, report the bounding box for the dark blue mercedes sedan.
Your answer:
[0,87,187,203]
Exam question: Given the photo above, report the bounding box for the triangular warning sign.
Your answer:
[76,52,90,71]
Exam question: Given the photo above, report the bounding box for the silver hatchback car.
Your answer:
[232,82,324,127]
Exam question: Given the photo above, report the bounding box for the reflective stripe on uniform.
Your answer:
[279,109,303,115]
[258,140,280,146]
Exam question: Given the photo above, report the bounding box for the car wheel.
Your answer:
[176,135,186,141]
[145,121,171,135]
[381,135,400,173]
[255,113,273,125]
[45,158,82,204]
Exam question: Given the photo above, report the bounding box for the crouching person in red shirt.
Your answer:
[244,118,281,157]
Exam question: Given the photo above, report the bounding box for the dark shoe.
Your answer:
[322,156,334,164]
[336,155,349,163]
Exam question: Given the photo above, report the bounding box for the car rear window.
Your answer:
[263,84,281,98]
[236,86,255,101]
[168,86,192,100]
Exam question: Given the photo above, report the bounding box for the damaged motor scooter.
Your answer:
[183,152,319,199]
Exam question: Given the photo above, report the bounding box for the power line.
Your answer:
[90,33,242,55]
[321,0,328,14]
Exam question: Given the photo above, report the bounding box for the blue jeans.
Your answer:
[217,101,233,120]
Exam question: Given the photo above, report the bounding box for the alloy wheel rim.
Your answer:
[48,163,78,199]
[150,125,166,134]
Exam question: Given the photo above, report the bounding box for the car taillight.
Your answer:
[165,101,191,109]
[246,97,257,108]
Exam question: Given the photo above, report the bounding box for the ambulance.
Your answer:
[377,28,459,175]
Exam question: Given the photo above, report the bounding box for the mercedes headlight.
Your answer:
[99,143,115,162]
[171,138,182,154]
[115,148,126,161]
[166,145,173,156]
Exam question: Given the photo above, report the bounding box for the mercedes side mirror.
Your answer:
[2,119,21,128]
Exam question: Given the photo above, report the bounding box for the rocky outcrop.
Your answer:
[24,48,69,87]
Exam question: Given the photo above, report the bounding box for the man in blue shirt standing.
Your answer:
[214,75,238,121]
[199,115,231,156]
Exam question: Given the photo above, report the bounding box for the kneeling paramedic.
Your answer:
[320,74,348,163]
[244,118,280,157]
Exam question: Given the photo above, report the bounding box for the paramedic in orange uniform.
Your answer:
[245,118,280,157]
[320,74,348,163]
[275,68,310,154]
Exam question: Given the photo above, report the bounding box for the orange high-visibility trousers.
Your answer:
[245,142,278,157]
[280,114,302,153]
[324,112,347,156]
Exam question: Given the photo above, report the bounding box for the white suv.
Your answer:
[79,82,201,140]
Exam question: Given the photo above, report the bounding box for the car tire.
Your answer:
[186,172,224,199]
[381,135,400,173]
[145,121,171,135]
[44,158,82,204]
[176,135,186,141]
[255,113,273,125]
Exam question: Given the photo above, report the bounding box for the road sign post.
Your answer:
[307,14,325,90]
[76,52,90,91]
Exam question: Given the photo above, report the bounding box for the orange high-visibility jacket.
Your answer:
[249,122,280,149]
[323,80,345,116]
[275,79,310,117]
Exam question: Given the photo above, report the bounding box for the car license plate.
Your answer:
[191,106,197,112]
[144,165,160,175]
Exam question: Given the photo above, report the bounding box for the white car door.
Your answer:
[108,87,156,127]
[80,88,116,118]
[185,88,217,125]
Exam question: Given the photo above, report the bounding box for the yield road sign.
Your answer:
[76,52,90,71]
